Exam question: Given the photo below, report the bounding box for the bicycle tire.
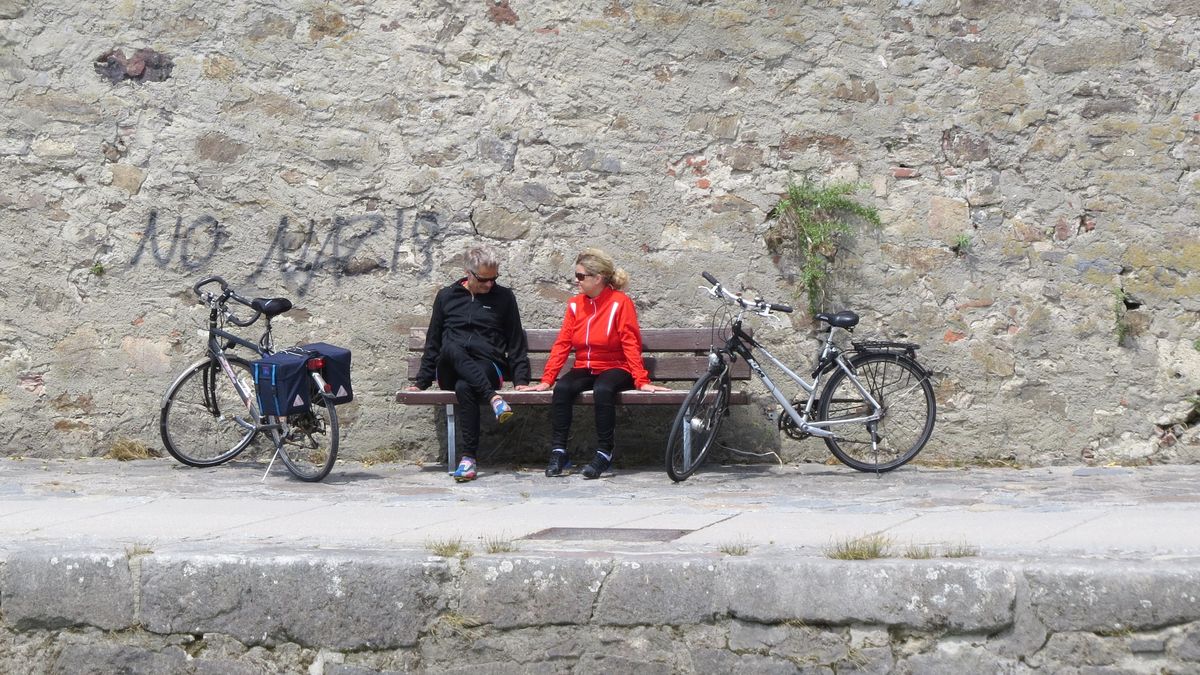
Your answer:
[817,352,935,472]
[665,369,731,482]
[160,357,259,467]
[275,387,339,482]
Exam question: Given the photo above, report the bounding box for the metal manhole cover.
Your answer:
[522,527,692,542]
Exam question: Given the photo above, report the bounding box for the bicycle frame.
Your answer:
[668,272,936,481]
[161,275,341,482]
[720,317,882,440]
[203,303,275,428]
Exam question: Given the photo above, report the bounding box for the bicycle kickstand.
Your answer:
[262,428,284,482]
[867,421,881,478]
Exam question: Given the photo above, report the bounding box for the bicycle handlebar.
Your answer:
[192,276,261,327]
[700,271,793,315]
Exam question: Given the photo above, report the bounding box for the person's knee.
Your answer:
[594,373,628,399]
[438,342,464,365]
[592,385,618,406]
[455,379,478,402]
[552,386,578,405]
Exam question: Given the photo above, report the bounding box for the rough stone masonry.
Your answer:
[0,0,1197,465]
[3,550,1200,673]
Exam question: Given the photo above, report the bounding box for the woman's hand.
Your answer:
[639,383,673,392]
[516,382,552,391]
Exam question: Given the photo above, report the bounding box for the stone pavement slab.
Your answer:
[3,457,1200,560]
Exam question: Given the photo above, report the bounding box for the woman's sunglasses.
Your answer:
[575,272,598,281]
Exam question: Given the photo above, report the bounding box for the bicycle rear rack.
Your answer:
[851,340,920,359]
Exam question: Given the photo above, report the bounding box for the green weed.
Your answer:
[105,438,160,461]
[765,179,881,314]
[719,540,751,556]
[825,534,892,560]
[951,233,973,256]
[426,538,470,558]
[481,534,518,554]
[902,544,936,559]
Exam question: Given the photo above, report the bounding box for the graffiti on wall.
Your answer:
[130,208,444,294]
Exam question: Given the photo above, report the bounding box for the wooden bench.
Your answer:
[394,328,751,471]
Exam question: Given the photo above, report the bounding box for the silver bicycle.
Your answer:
[159,276,340,481]
[666,272,936,482]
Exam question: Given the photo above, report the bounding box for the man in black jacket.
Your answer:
[406,246,533,481]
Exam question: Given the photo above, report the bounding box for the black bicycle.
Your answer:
[159,276,339,481]
[666,272,936,482]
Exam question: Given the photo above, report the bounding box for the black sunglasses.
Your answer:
[469,270,499,283]
[575,272,598,281]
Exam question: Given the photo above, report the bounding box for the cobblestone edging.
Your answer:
[2,551,1200,672]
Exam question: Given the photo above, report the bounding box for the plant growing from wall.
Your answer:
[1114,286,1134,347]
[765,179,881,313]
[951,233,973,257]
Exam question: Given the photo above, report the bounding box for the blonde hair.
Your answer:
[576,248,629,291]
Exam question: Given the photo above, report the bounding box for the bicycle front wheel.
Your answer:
[276,388,339,481]
[817,353,935,472]
[160,357,259,467]
[665,369,731,482]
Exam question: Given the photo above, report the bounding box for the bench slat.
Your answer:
[407,327,724,352]
[394,389,750,406]
[405,355,750,381]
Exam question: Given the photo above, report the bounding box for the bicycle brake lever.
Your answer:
[759,310,786,327]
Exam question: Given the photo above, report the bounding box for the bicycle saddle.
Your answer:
[251,297,293,317]
[815,311,859,328]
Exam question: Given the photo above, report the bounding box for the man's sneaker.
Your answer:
[581,451,612,480]
[545,450,571,477]
[453,457,477,482]
[491,397,513,424]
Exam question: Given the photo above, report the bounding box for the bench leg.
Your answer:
[445,403,457,475]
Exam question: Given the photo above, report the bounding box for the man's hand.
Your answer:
[405,385,422,392]
[516,382,551,391]
[639,383,673,392]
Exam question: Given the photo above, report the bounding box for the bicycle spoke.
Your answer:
[276,394,339,481]
[161,360,259,467]
[818,354,935,473]
[666,371,730,482]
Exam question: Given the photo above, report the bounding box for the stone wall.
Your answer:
[1,0,1198,464]
[3,551,1200,673]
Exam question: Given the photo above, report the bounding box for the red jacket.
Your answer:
[541,286,651,388]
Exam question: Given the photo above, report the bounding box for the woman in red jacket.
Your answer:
[525,249,671,479]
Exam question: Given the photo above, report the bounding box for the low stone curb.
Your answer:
[4,549,1200,666]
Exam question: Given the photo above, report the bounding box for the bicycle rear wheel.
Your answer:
[275,387,339,482]
[160,357,259,467]
[665,369,731,482]
[817,353,935,472]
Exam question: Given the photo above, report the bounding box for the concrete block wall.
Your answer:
[1,1,1198,465]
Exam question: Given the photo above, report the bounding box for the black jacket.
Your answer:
[412,279,532,388]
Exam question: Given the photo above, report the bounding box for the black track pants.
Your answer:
[549,368,634,454]
[436,342,501,459]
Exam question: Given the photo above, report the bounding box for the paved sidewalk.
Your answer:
[3,457,1199,561]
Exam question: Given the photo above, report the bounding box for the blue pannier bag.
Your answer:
[301,342,353,405]
[253,351,311,417]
